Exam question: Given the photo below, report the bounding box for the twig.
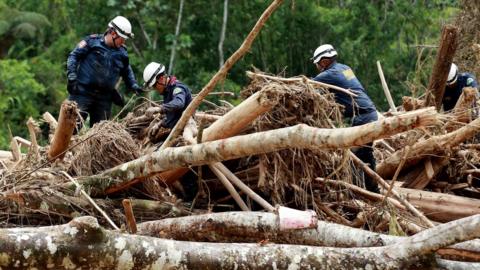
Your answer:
[376,61,397,112]
[383,146,411,201]
[122,199,138,234]
[209,164,250,211]
[61,171,119,230]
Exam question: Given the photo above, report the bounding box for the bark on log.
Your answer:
[393,187,480,222]
[137,211,480,259]
[48,100,78,160]
[160,0,284,149]
[424,25,458,110]
[400,157,449,189]
[402,96,425,111]
[77,108,438,195]
[3,214,480,269]
[377,116,480,179]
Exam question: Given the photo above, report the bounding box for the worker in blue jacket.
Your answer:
[312,44,380,193]
[66,16,142,128]
[142,62,192,129]
[442,63,478,112]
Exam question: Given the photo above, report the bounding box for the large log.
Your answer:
[137,211,480,259]
[105,85,283,194]
[3,215,480,269]
[48,100,78,160]
[76,108,438,195]
[393,187,480,222]
[377,116,480,179]
[424,24,458,110]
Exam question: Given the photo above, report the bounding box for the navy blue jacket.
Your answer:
[67,34,139,95]
[313,62,376,118]
[162,79,192,128]
[442,72,478,112]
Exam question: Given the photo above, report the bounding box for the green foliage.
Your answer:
[0,0,461,147]
[0,59,45,147]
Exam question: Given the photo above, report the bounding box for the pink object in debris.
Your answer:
[277,206,318,230]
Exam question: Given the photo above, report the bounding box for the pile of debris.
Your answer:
[2,67,480,268]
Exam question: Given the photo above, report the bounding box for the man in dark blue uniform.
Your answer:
[66,16,142,128]
[142,62,192,135]
[312,44,380,193]
[442,63,478,112]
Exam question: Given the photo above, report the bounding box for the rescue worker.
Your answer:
[66,16,142,128]
[312,44,380,193]
[442,63,478,112]
[142,62,192,130]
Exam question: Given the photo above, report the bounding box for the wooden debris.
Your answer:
[48,100,78,161]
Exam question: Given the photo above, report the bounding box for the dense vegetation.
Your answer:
[0,0,458,148]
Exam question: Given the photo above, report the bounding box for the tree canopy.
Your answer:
[0,0,459,148]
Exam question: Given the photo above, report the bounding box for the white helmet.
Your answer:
[447,63,458,85]
[108,16,133,39]
[312,44,337,64]
[143,62,166,88]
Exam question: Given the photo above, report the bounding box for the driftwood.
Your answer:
[403,96,425,111]
[445,86,479,131]
[160,0,284,149]
[377,116,480,179]
[3,215,480,269]
[424,24,458,110]
[400,157,449,189]
[376,61,397,112]
[393,187,480,222]
[48,100,78,160]
[76,108,438,196]
[137,211,480,260]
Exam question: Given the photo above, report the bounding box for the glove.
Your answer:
[132,84,143,95]
[145,106,165,117]
[111,89,125,107]
[67,80,77,95]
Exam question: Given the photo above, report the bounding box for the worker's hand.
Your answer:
[132,84,143,96]
[145,106,164,117]
[67,80,77,95]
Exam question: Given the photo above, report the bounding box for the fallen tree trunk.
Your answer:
[48,100,78,160]
[377,115,480,179]
[76,108,438,195]
[3,214,480,269]
[424,24,458,110]
[137,211,480,260]
[393,187,480,222]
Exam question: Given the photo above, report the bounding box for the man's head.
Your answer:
[447,63,458,87]
[143,62,169,94]
[312,44,337,72]
[105,16,133,48]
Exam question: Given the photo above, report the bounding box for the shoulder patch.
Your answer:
[77,40,87,48]
[467,77,474,86]
[90,34,98,38]
[342,69,356,80]
[173,87,183,95]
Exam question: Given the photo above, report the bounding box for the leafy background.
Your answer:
[0,0,459,148]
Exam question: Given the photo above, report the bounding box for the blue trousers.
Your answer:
[352,110,379,193]
[68,84,112,130]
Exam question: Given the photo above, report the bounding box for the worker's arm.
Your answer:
[66,38,91,81]
[163,88,187,112]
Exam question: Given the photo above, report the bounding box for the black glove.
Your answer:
[67,80,77,95]
[111,89,125,107]
[132,84,143,95]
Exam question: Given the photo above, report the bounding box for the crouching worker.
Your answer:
[442,63,478,117]
[311,44,380,193]
[142,62,192,143]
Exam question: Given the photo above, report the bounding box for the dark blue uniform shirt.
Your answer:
[67,34,139,95]
[313,62,376,119]
[442,72,478,112]
[162,79,192,128]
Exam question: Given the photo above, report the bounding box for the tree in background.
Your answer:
[0,0,460,148]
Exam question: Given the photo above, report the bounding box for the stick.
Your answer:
[215,163,275,212]
[61,171,119,230]
[349,152,435,228]
[159,0,284,150]
[122,199,138,234]
[209,164,250,211]
[376,61,397,112]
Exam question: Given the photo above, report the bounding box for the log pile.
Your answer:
[3,70,480,268]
